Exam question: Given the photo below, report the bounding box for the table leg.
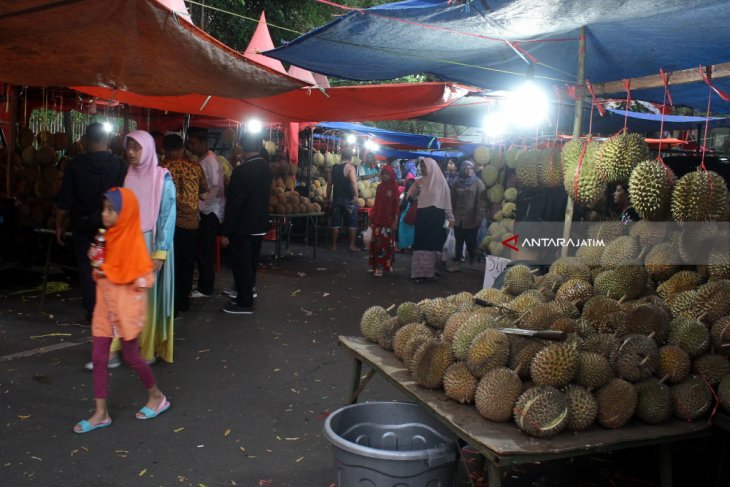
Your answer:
[486,460,502,487]
[275,217,282,261]
[41,235,53,306]
[286,217,291,250]
[659,443,673,487]
[349,359,363,404]
[304,215,310,247]
[313,216,318,260]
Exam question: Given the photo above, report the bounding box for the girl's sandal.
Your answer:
[73,417,112,433]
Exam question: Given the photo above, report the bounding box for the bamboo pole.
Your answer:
[5,85,17,197]
[561,26,586,258]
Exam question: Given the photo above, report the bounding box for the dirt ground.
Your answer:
[1,234,728,487]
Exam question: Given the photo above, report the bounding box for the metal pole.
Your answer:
[307,127,314,201]
[199,0,206,31]
[561,26,586,258]
[5,85,17,197]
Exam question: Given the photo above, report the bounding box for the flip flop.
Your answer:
[73,417,112,434]
[136,396,170,420]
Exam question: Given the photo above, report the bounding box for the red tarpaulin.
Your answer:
[0,0,302,98]
[73,83,468,123]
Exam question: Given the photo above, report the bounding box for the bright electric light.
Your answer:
[246,118,263,133]
[482,114,506,138]
[346,134,357,145]
[102,122,113,134]
[505,80,549,127]
[364,139,379,151]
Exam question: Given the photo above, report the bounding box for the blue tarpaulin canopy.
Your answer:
[316,121,440,148]
[267,0,730,110]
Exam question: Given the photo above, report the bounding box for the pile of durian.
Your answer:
[269,173,320,215]
[360,232,730,438]
[470,145,519,257]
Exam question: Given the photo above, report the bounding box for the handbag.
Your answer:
[403,201,417,225]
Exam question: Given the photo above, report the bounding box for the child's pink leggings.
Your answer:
[92,336,156,399]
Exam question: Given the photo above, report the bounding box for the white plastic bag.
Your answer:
[362,227,373,247]
[442,229,456,262]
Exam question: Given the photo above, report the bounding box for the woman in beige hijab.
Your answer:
[407,158,454,283]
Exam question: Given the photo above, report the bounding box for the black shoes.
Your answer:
[223,303,254,315]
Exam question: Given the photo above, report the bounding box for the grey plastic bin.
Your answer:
[324,401,458,487]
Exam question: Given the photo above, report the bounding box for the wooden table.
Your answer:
[339,335,709,487]
[269,213,324,261]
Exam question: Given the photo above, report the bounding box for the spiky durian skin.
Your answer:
[474,367,523,422]
[629,159,675,220]
[360,306,390,342]
[657,271,702,299]
[530,344,579,388]
[513,385,569,438]
[393,323,433,361]
[671,170,729,222]
[609,334,659,383]
[635,378,672,425]
[409,339,455,389]
[575,352,613,391]
[667,317,710,358]
[596,379,638,429]
[397,302,423,325]
[562,140,605,208]
[502,265,536,295]
[657,345,691,385]
[671,376,712,421]
[691,354,730,386]
[466,329,510,378]
[599,132,649,183]
[565,385,598,432]
[443,362,478,404]
[711,316,730,350]
[538,148,562,188]
[718,375,730,413]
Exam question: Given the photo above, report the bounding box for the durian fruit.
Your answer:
[513,385,569,438]
[393,323,433,361]
[609,334,659,382]
[582,296,626,334]
[657,345,691,384]
[397,302,423,325]
[575,352,613,391]
[635,378,672,424]
[515,150,541,188]
[622,303,670,344]
[576,244,605,269]
[473,145,492,165]
[452,314,498,361]
[551,318,580,335]
[692,281,730,323]
[596,378,638,429]
[420,298,459,329]
[313,151,325,166]
[538,148,562,188]
[691,354,730,386]
[505,148,521,169]
[718,374,730,413]
[657,271,702,299]
[565,384,598,432]
[501,290,546,319]
[486,184,504,204]
[475,367,523,422]
[447,291,475,308]
[666,290,698,320]
[409,339,455,389]
[667,317,710,358]
[504,187,518,202]
[594,264,648,301]
[644,242,681,281]
[530,343,579,388]
[376,317,402,351]
[671,170,729,222]
[562,139,606,207]
[519,303,563,331]
[711,316,730,351]
[600,236,640,269]
[481,165,499,187]
[550,257,592,283]
[442,312,472,343]
[501,202,516,218]
[582,334,620,360]
[466,329,510,378]
[629,220,667,248]
[360,306,390,342]
[587,221,627,242]
[443,362,478,404]
[509,340,544,380]
[597,131,649,183]
[629,160,676,220]
[474,287,512,306]
[671,376,712,421]
[403,335,433,370]
[555,279,594,309]
[502,265,535,296]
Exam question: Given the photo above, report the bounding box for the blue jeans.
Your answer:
[330,198,358,229]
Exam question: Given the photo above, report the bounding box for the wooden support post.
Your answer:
[349,358,363,404]
[307,127,313,200]
[5,85,17,197]
[561,26,586,258]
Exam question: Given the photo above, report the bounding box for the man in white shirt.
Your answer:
[187,127,225,297]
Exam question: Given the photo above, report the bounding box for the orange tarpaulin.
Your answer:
[0,0,301,98]
[73,83,468,123]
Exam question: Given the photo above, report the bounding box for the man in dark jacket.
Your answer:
[55,122,127,321]
[220,131,272,315]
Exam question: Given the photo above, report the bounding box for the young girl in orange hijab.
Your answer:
[74,187,170,433]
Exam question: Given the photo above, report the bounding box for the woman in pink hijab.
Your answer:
[123,130,177,364]
[407,157,454,283]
